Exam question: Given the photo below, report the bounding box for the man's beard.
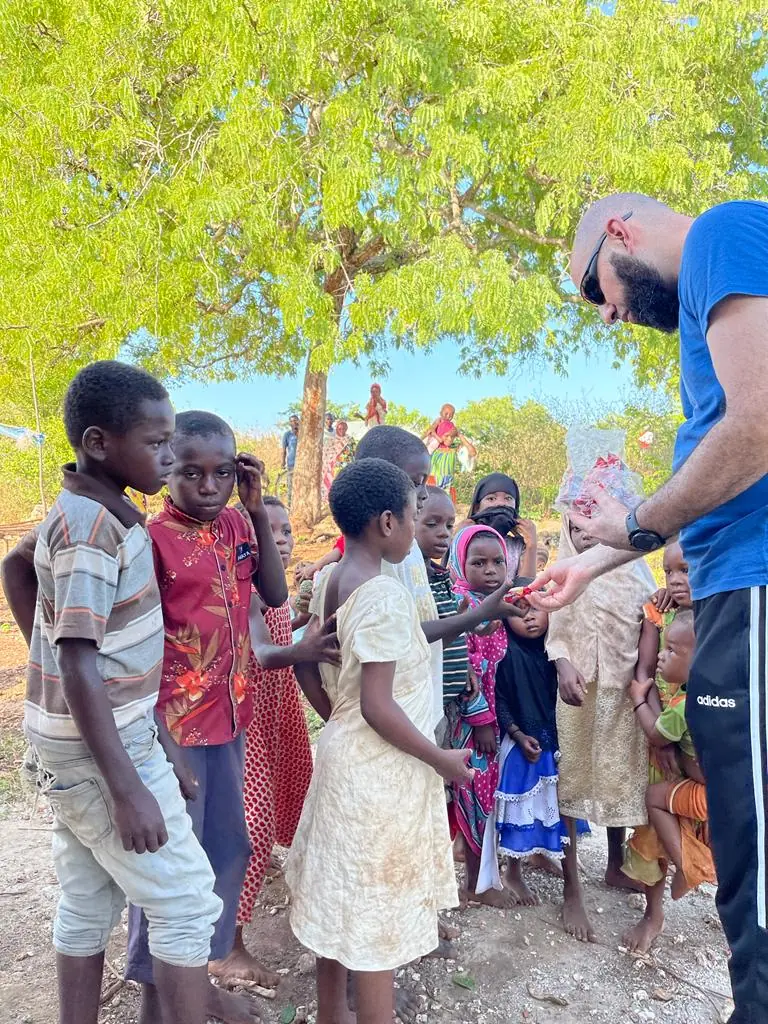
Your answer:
[611,253,680,333]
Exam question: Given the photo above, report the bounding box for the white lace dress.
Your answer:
[284,572,458,971]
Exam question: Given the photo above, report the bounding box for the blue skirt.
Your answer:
[495,745,589,859]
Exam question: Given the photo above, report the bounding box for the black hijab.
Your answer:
[469,472,520,517]
[469,472,521,537]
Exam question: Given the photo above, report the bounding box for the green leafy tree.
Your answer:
[1,0,766,525]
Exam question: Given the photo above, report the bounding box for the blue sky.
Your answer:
[167,337,638,432]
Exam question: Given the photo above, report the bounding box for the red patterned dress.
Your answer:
[238,602,314,924]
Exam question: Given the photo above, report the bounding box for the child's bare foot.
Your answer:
[670,869,691,901]
[504,860,540,907]
[604,864,645,893]
[210,949,280,991]
[526,852,563,879]
[452,835,466,864]
[438,917,460,941]
[208,981,264,1024]
[623,913,664,955]
[424,938,457,959]
[562,887,596,943]
[394,986,421,1022]
[461,887,519,910]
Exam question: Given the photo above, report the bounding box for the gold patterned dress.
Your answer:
[545,522,655,827]
[285,571,457,971]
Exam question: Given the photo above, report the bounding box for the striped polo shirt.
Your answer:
[426,562,470,710]
[25,467,164,745]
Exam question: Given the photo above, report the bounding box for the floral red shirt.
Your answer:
[149,498,258,746]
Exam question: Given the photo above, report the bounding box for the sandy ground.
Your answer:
[0,596,734,1024]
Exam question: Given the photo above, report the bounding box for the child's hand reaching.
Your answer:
[629,676,655,706]
[435,748,476,785]
[557,659,587,706]
[473,724,497,756]
[651,587,676,613]
[516,733,542,764]
[295,614,340,666]
[464,667,481,699]
[478,581,526,621]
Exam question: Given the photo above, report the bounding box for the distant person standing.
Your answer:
[281,414,300,507]
[529,194,768,1024]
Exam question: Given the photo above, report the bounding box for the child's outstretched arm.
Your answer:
[635,616,661,683]
[250,599,339,670]
[295,545,342,584]
[361,661,475,784]
[1,530,38,646]
[421,581,524,646]
[237,452,289,608]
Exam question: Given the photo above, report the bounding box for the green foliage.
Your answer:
[456,397,567,516]
[1,0,766,513]
[386,402,432,435]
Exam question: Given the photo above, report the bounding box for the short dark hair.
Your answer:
[426,485,452,500]
[263,495,286,510]
[329,458,414,538]
[173,410,236,446]
[63,360,169,448]
[355,425,427,469]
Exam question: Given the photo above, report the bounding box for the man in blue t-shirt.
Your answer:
[529,194,768,1022]
[281,413,300,506]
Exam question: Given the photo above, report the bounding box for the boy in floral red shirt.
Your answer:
[126,410,287,1024]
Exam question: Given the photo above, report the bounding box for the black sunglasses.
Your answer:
[579,210,633,306]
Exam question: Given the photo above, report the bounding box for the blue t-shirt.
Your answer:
[675,200,768,600]
[283,430,298,469]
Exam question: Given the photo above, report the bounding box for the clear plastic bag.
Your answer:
[555,426,643,518]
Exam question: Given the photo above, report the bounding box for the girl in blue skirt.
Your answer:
[487,584,588,906]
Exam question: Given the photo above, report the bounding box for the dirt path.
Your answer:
[0,605,733,1024]
[0,795,733,1024]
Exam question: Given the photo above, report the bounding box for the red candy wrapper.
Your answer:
[556,427,643,519]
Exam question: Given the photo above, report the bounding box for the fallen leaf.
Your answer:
[526,983,569,1007]
[279,1005,297,1024]
[652,989,674,1002]
[452,973,476,991]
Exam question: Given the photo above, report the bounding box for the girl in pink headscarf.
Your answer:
[447,524,517,908]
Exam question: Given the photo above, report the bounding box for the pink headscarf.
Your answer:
[448,524,508,603]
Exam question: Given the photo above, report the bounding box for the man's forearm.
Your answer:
[582,543,643,580]
[637,412,768,540]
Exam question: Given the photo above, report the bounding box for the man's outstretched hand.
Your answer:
[524,555,597,613]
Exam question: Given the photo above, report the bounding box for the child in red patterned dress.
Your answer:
[211,496,339,989]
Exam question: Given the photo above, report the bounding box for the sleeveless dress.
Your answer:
[285,571,457,971]
[238,602,313,923]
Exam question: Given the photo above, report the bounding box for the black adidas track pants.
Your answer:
[688,586,768,1023]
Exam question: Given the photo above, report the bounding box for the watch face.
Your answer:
[631,531,661,552]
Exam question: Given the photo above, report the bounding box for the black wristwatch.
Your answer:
[626,507,665,553]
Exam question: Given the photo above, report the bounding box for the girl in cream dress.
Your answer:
[285,458,472,1024]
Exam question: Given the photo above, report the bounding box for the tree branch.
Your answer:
[464,203,565,247]
[196,274,257,315]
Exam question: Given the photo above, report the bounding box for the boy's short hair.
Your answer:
[330,459,414,537]
[174,410,236,446]
[63,360,168,448]
[263,495,286,510]
[355,425,427,469]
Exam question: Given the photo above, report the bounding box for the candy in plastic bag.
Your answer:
[555,426,644,518]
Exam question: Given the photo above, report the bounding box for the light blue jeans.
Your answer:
[33,715,222,967]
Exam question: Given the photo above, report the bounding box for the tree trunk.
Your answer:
[291,350,326,531]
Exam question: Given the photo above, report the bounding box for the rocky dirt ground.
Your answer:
[0,586,734,1024]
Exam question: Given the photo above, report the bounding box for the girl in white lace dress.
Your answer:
[285,458,472,1024]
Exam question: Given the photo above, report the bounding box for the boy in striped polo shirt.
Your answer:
[2,362,221,1024]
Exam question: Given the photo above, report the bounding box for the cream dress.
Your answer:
[285,570,457,971]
